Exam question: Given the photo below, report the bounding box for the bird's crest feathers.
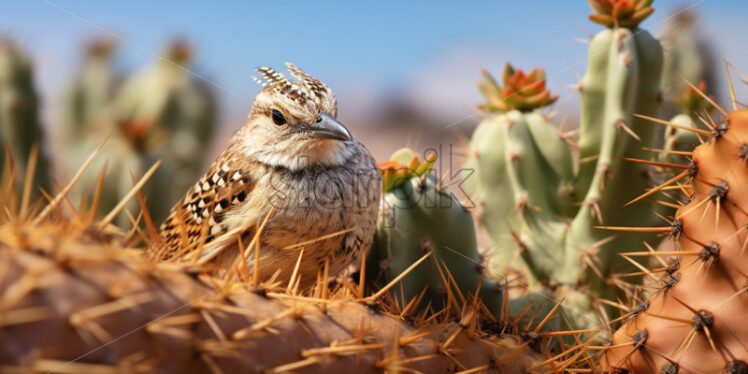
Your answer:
[251,63,337,116]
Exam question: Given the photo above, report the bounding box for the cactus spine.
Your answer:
[661,80,715,165]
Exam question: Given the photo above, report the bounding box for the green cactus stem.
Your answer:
[368,148,502,315]
[465,1,665,332]
[0,38,51,193]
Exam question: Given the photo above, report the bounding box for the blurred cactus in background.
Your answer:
[658,8,718,120]
[62,38,217,224]
[0,38,51,194]
[110,39,217,223]
[61,38,119,144]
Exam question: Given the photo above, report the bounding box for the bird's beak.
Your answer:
[309,112,352,141]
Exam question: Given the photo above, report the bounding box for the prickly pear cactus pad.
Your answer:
[603,107,748,372]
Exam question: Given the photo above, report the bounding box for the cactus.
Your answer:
[464,0,665,332]
[111,40,216,223]
[603,106,748,373]
[0,38,51,193]
[465,64,573,276]
[61,38,119,146]
[658,8,718,120]
[61,39,217,225]
[0,152,551,374]
[60,38,128,218]
[367,148,503,316]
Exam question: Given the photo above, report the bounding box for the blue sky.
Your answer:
[2,1,748,127]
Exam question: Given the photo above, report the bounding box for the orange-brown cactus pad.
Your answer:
[603,110,748,372]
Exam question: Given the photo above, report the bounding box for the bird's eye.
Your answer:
[271,110,286,126]
[315,115,322,123]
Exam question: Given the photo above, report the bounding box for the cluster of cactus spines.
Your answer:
[0,151,552,374]
[658,8,718,121]
[368,148,504,316]
[63,38,216,225]
[0,38,51,193]
[465,1,666,333]
[661,80,714,165]
[603,97,748,373]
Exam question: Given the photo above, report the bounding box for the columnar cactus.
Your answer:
[61,39,217,225]
[603,107,748,373]
[573,0,664,296]
[368,148,503,315]
[0,38,51,192]
[466,64,574,274]
[464,0,665,331]
[61,38,118,145]
[111,40,216,222]
[61,38,127,215]
[658,8,718,120]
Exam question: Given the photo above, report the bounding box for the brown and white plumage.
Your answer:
[156,63,380,286]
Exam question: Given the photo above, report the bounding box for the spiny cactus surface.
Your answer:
[603,107,748,373]
[0,149,551,373]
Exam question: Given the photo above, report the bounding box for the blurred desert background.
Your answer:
[2,0,748,223]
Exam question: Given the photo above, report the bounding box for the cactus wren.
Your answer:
[157,63,381,286]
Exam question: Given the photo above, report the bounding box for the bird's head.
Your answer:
[239,63,353,170]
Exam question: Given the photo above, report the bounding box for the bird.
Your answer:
[155,63,381,287]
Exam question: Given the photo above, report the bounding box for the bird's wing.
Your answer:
[157,152,257,262]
